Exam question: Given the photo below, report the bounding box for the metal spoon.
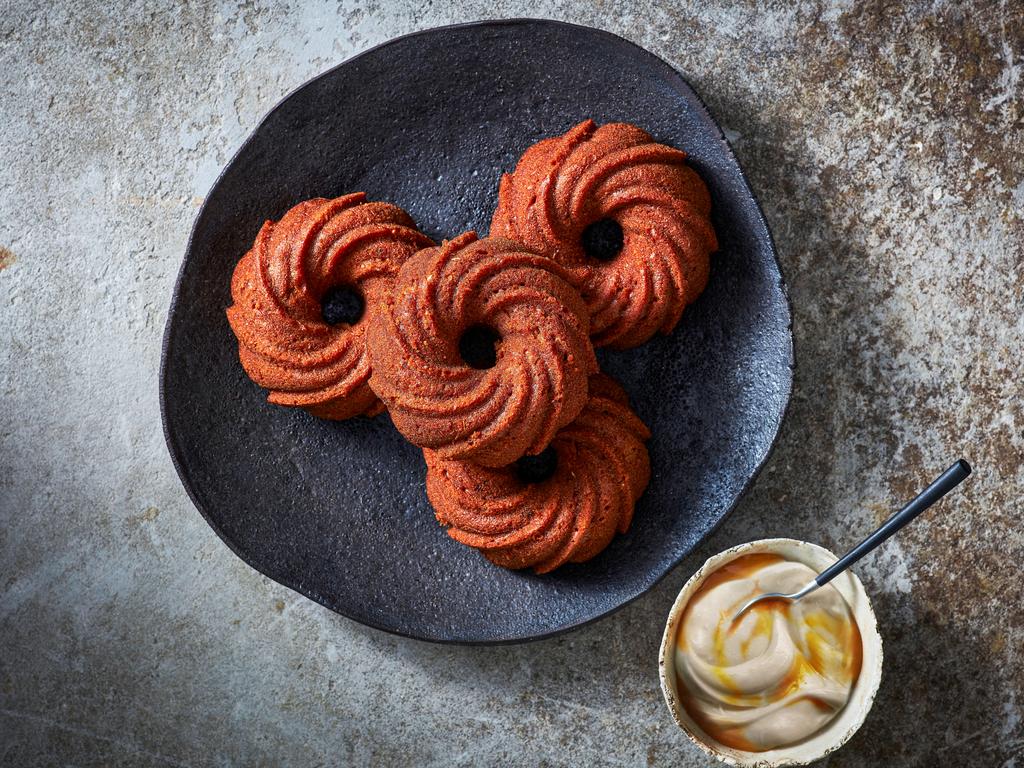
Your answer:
[731,459,972,623]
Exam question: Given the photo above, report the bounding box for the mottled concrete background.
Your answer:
[1,1,1021,765]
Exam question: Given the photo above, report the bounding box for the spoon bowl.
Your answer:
[730,579,819,623]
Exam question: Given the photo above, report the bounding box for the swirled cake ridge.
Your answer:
[367,231,597,467]
[491,119,718,349]
[227,193,433,419]
[425,374,651,573]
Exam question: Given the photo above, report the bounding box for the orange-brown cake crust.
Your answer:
[227,193,433,419]
[425,374,651,573]
[491,119,718,349]
[366,232,597,467]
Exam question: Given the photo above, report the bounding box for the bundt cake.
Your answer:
[227,193,433,419]
[490,119,718,349]
[425,374,651,573]
[366,231,597,467]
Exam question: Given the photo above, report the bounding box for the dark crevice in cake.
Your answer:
[321,285,364,326]
[515,446,558,484]
[581,218,624,262]
[458,324,501,369]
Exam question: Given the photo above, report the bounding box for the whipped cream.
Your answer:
[675,553,862,752]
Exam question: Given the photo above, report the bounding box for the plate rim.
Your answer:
[159,17,795,645]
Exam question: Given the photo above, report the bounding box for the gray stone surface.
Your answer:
[0,1,1021,765]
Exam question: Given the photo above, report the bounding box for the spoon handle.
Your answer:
[816,459,972,587]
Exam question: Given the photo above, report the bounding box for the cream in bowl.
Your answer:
[660,539,883,766]
[676,553,862,750]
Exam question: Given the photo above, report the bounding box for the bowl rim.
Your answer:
[658,538,884,766]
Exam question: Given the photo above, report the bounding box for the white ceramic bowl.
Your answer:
[659,538,883,766]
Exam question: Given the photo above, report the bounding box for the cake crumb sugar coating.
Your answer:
[227,193,433,419]
[491,119,718,349]
[425,374,651,573]
[367,232,598,467]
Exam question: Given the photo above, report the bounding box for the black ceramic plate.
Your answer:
[161,19,793,643]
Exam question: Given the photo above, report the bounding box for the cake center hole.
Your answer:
[581,218,624,262]
[321,285,364,326]
[458,324,501,369]
[515,447,558,484]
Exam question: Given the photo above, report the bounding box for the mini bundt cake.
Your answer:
[366,231,597,467]
[425,374,651,573]
[490,119,718,349]
[227,193,433,419]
